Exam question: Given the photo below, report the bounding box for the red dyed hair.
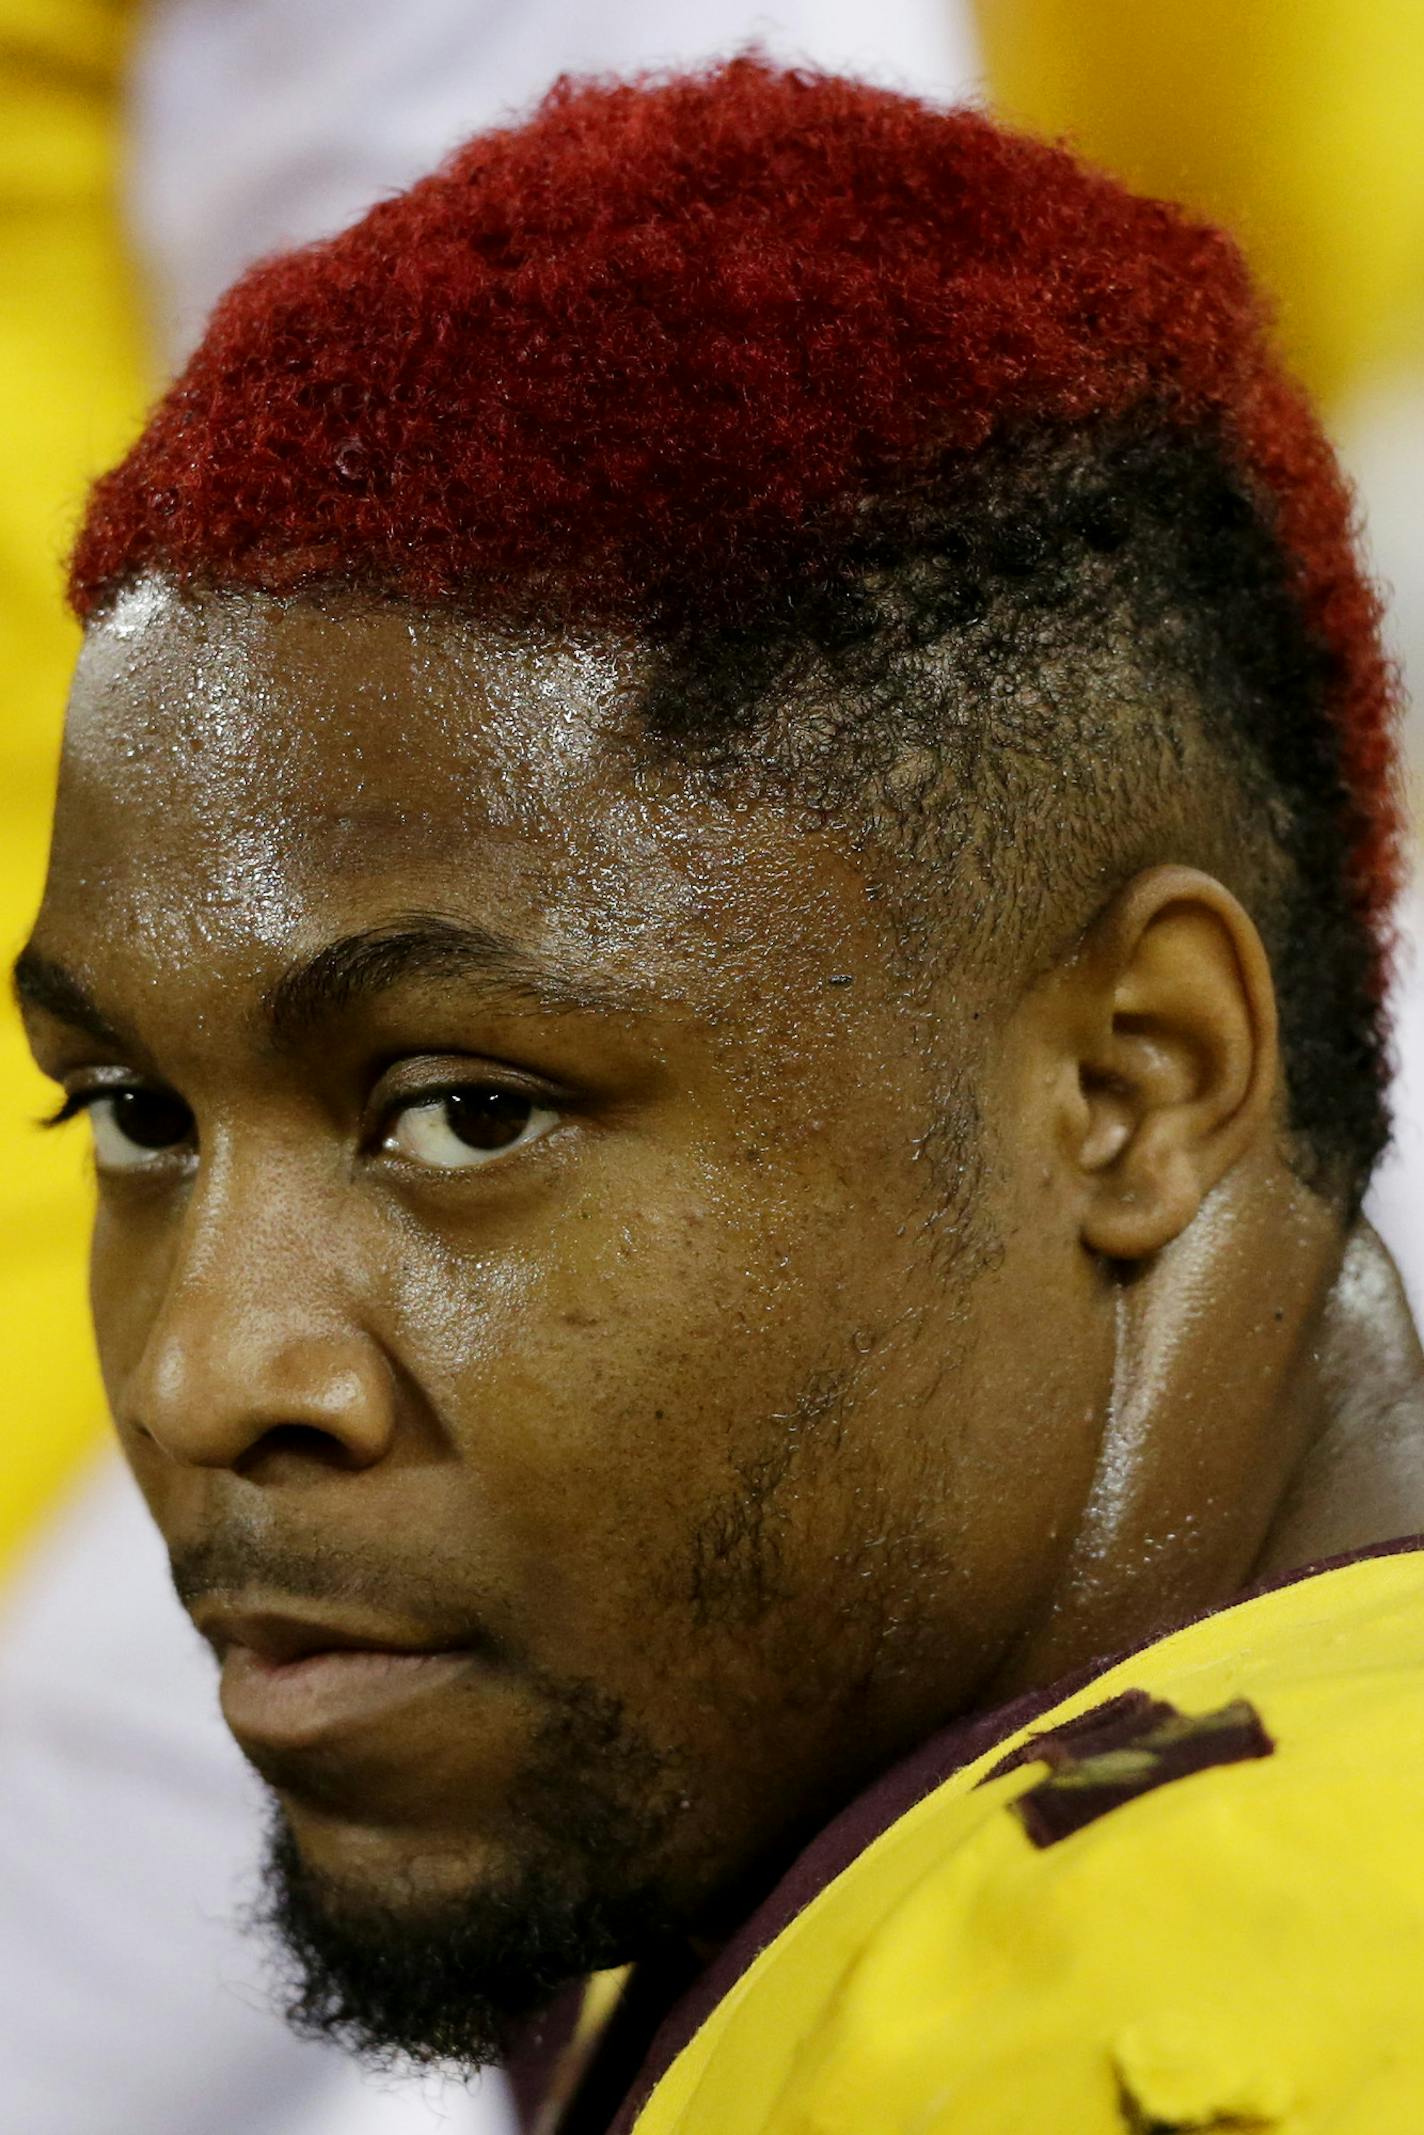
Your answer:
[71,58,1400,941]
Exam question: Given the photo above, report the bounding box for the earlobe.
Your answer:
[1072,868,1279,1262]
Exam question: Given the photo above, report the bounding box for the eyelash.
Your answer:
[39,1080,558,1153]
[42,1089,117,1130]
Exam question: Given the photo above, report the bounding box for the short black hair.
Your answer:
[642,414,1388,1203]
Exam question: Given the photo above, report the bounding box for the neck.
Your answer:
[1253,1221,1424,1575]
[994,1181,1424,1698]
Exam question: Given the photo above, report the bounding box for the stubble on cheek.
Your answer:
[624,1342,947,1871]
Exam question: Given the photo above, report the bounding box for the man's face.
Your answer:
[22,586,1106,2029]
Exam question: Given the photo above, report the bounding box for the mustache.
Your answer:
[168,1529,510,1662]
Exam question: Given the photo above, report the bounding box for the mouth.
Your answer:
[197,1603,481,1752]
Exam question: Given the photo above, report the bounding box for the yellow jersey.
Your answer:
[574,1545,1424,2134]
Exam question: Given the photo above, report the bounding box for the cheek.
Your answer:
[381,1168,859,1661]
[912,1176,1115,1626]
[86,1199,195,1537]
[88,1196,169,1417]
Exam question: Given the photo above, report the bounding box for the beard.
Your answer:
[252,1671,687,2074]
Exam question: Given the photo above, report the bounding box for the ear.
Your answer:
[1056,866,1280,1261]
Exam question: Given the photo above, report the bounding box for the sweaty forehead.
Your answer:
[45,582,878,1001]
[63,582,650,848]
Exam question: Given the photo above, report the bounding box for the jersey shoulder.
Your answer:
[636,1549,1424,2135]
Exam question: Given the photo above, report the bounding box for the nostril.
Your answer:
[236,1421,363,1476]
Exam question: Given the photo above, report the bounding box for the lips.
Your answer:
[219,1642,476,1750]
[196,1603,479,1752]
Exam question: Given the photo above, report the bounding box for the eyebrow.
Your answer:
[260,916,645,1050]
[14,918,645,1059]
[12,948,130,1051]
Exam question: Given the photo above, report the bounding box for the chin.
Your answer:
[275,1790,511,1906]
[255,1795,680,2073]
[241,1657,697,2065]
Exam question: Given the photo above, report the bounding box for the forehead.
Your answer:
[42,583,880,1009]
[61,583,648,883]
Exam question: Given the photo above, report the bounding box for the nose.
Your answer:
[115,1141,396,1474]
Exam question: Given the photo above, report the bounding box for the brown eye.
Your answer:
[383,1087,558,1170]
[443,1089,535,1150]
[88,1088,194,1169]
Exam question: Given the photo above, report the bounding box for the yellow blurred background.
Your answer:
[979,0,1424,407]
[1,0,146,1570]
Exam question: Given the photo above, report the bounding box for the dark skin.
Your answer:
[19,582,1424,1945]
